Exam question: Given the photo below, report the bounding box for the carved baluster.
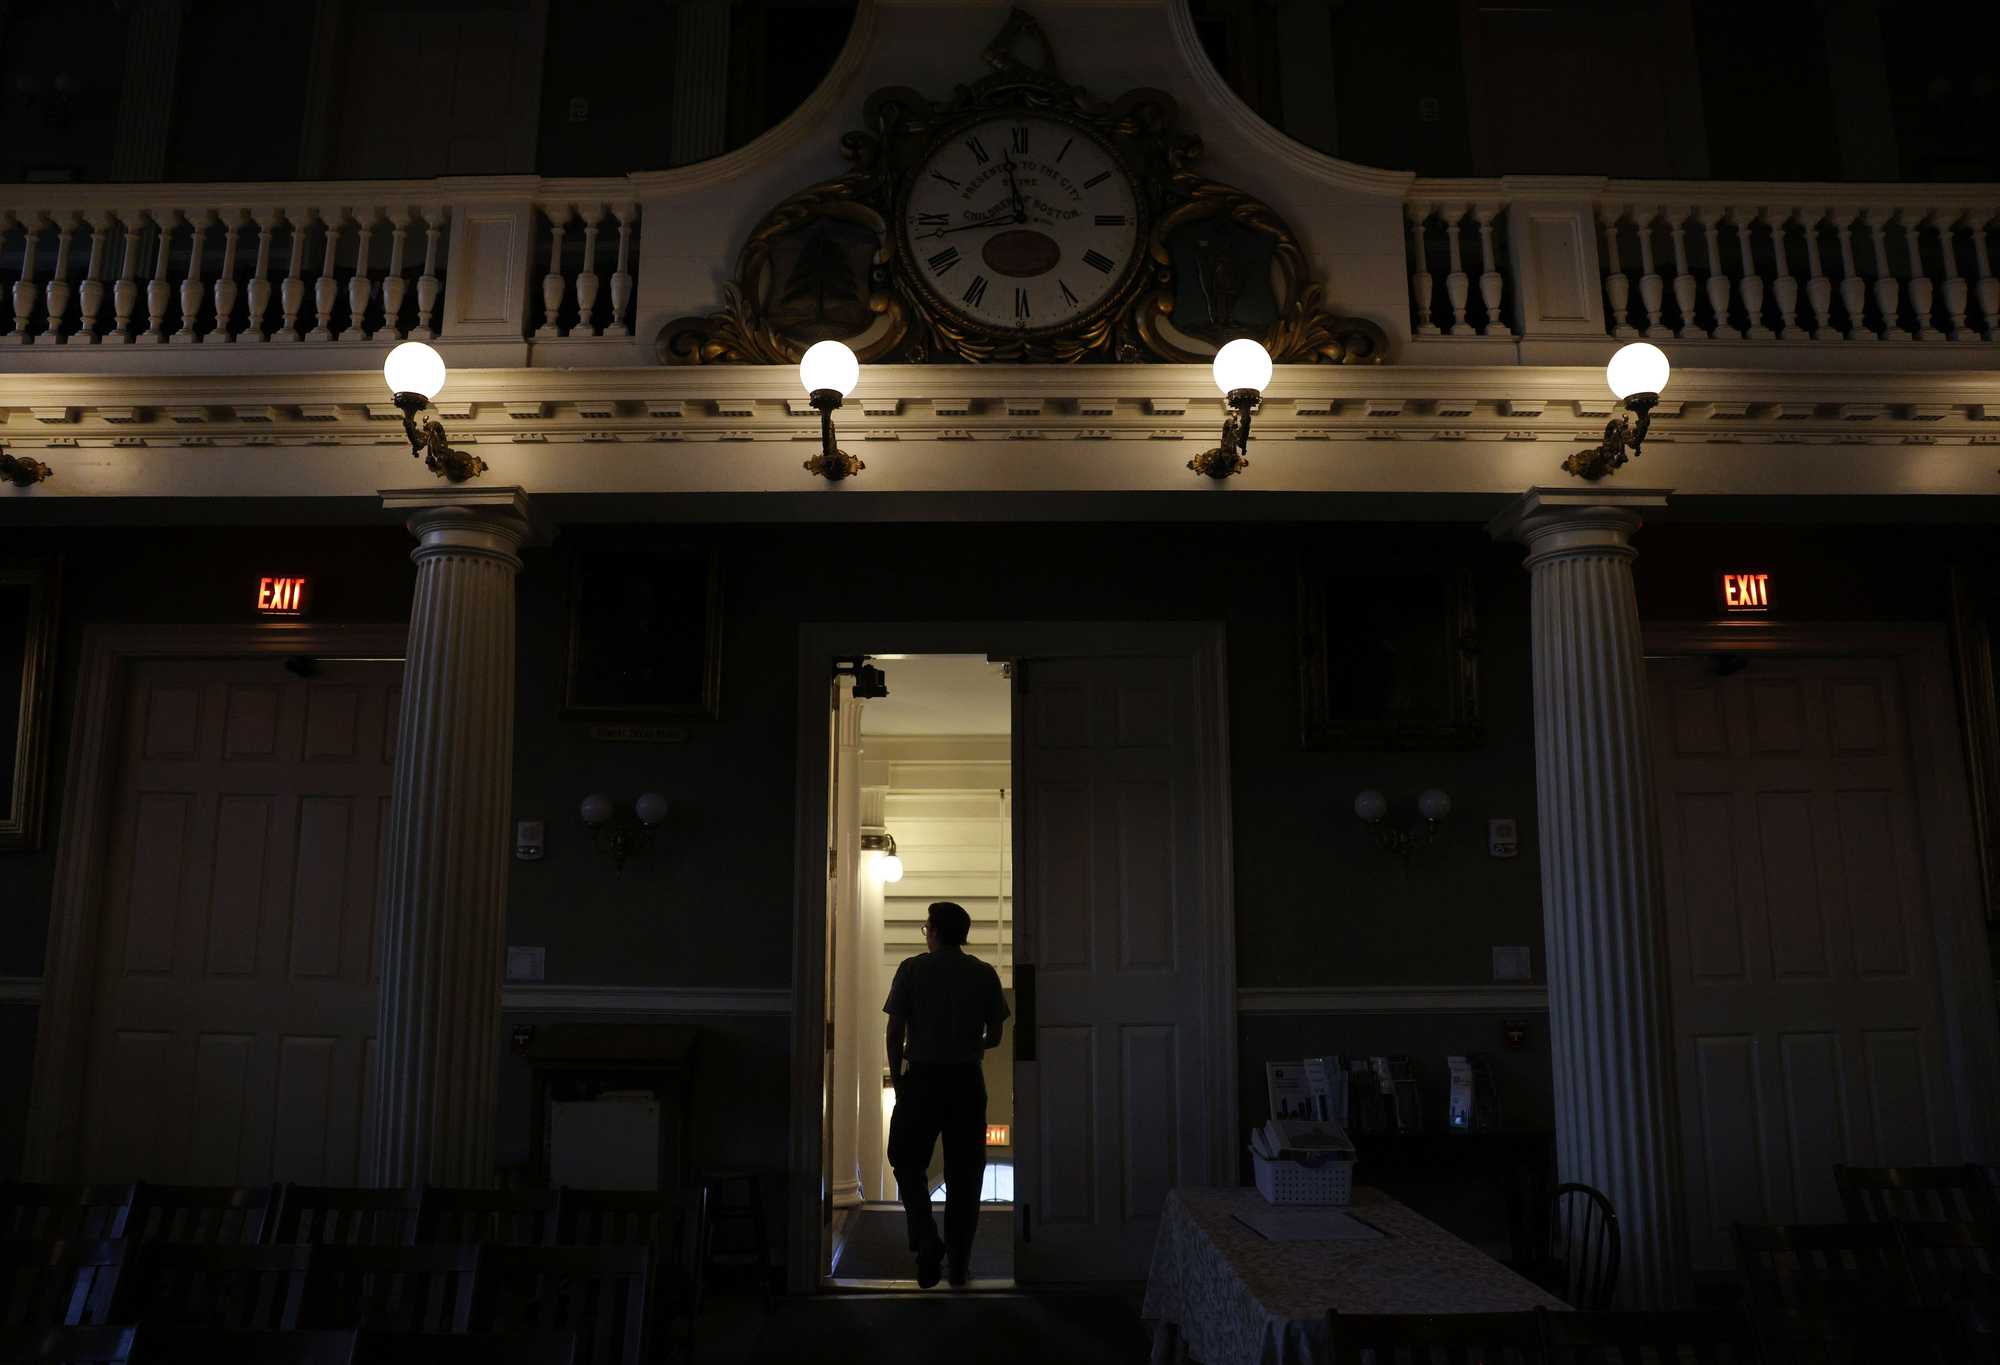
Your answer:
[1905,208,1935,340]
[278,208,308,341]
[574,203,603,337]
[1407,203,1439,336]
[308,208,340,341]
[1734,207,1770,339]
[245,209,279,342]
[610,201,636,336]
[1667,205,1696,338]
[1768,208,1800,339]
[1599,209,1633,337]
[1833,208,1867,339]
[1940,211,1969,339]
[42,212,76,344]
[112,211,143,343]
[380,211,410,341]
[1800,208,1834,339]
[537,206,569,338]
[1696,206,1731,338]
[1970,211,1998,339]
[78,211,112,343]
[173,209,205,343]
[413,206,443,341]
[1865,210,1905,339]
[1442,204,1470,335]
[10,212,38,343]
[348,209,377,340]
[145,209,175,342]
[1632,204,1661,337]
[1472,203,1506,336]
[212,211,242,342]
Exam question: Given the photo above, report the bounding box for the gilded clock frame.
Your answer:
[658,8,1388,368]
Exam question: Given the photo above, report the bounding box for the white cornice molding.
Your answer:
[501,983,791,1014]
[1238,985,1550,1014]
[0,976,44,1005]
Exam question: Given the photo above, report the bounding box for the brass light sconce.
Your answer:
[384,340,488,484]
[799,340,863,481]
[0,443,53,487]
[861,830,905,883]
[1190,339,1273,480]
[579,791,668,873]
[1355,787,1452,860]
[1564,341,1671,481]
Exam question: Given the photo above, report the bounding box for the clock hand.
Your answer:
[920,212,1018,238]
[1002,156,1026,223]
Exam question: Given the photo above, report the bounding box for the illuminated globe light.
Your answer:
[1417,789,1453,821]
[878,852,905,884]
[1353,789,1388,823]
[798,339,860,399]
[1606,341,1670,400]
[1211,337,1274,396]
[383,340,448,399]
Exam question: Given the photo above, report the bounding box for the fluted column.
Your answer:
[1489,486,1685,1308]
[370,488,539,1187]
[829,677,866,1209]
[856,784,891,1202]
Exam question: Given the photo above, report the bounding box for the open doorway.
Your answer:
[825,654,1015,1287]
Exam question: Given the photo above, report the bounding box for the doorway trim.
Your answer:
[22,621,409,1180]
[1641,620,2000,1163]
[787,621,1237,1294]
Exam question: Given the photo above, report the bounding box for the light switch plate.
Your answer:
[1492,945,1532,982]
[506,946,546,982]
[516,820,545,861]
[1488,817,1519,858]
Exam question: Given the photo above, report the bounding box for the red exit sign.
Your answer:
[985,1124,1010,1147]
[1720,572,1771,613]
[256,576,309,616]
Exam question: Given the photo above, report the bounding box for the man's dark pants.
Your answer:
[887,1061,987,1272]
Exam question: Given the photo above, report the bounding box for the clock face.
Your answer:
[900,115,1142,337]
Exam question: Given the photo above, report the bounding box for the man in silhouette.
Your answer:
[884,900,1009,1288]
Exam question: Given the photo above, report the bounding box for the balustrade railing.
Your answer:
[1405,201,1515,338]
[531,201,639,339]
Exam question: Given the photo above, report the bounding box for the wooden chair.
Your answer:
[1835,1163,2000,1228]
[297,1245,480,1334]
[112,1243,312,1331]
[1541,1308,1760,1363]
[269,1188,419,1247]
[415,1186,557,1246]
[1897,1219,2000,1305]
[1732,1222,1917,1314]
[1529,1183,1619,1310]
[123,1185,273,1244]
[0,1326,135,1364]
[126,1327,356,1364]
[471,1247,650,1365]
[1324,1310,1548,1363]
[1751,1305,1970,1364]
[0,1188,135,1243]
[1,1242,129,1330]
[351,1332,577,1365]
[554,1189,697,1358]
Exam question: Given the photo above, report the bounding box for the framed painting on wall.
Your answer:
[562,546,722,720]
[1297,553,1480,749]
[0,559,60,851]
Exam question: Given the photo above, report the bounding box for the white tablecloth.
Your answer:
[1141,1186,1567,1365]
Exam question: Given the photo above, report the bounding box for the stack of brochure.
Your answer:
[1249,1117,1356,1164]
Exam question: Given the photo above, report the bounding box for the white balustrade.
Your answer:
[532,201,637,338]
[1403,203,1508,337]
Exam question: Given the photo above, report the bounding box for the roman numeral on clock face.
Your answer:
[1014,287,1030,320]
[1059,280,1079,306]
[963,275,989,307]
[1082,249,1115,274]
[915,212,948,228]
[928,246,960,274]
[1095,214,1127,227]
[1010,126,1029,154]
[930,170,961,190]
[1056,137,1073,163]
[1083,171,1110,189]
[965,136,990,164]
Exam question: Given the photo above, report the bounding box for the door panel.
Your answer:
[1015,654,1211,1280]
[80,658,399,1186]
[1651,655,1957,1271]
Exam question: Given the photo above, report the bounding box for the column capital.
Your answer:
[1488,485,1671,566]
[381,485,548,565]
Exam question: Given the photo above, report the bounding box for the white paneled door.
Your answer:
[80,658,400,1185]
[1650,655,1962,1271]
[1013,654,1212,1280]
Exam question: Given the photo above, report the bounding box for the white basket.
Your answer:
[1252,1150,1354,1206]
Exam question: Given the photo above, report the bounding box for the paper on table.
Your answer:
[1231,1206,1388,1243]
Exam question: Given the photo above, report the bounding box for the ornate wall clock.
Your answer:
[661,8,1387,367]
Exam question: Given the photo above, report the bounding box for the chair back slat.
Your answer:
[1752,1305,1971,1363]
[351,1331,576,1365]
[125,1326,356,1364]
[415,1188,557,1247]
[0,1324,136,1363]
[1324,1310,1548,1363]
[1544,1183,1620,1310]
[1836,1164,2000,1228]
[472,1247,648,1365]
[299,1245,479,1334]
[0,1188,136,1244]
[125,1186,273,1245]
[270,1189,418,1248]
[1733,1222,1916,1313]
[1896,1220,2000,1305]
[114,1244,310,1331]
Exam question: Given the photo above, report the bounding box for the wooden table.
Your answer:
[1141,1186,1567,1365]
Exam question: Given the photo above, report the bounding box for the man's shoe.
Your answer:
[916,1240,945,1288]
[947,1262,970,1287]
